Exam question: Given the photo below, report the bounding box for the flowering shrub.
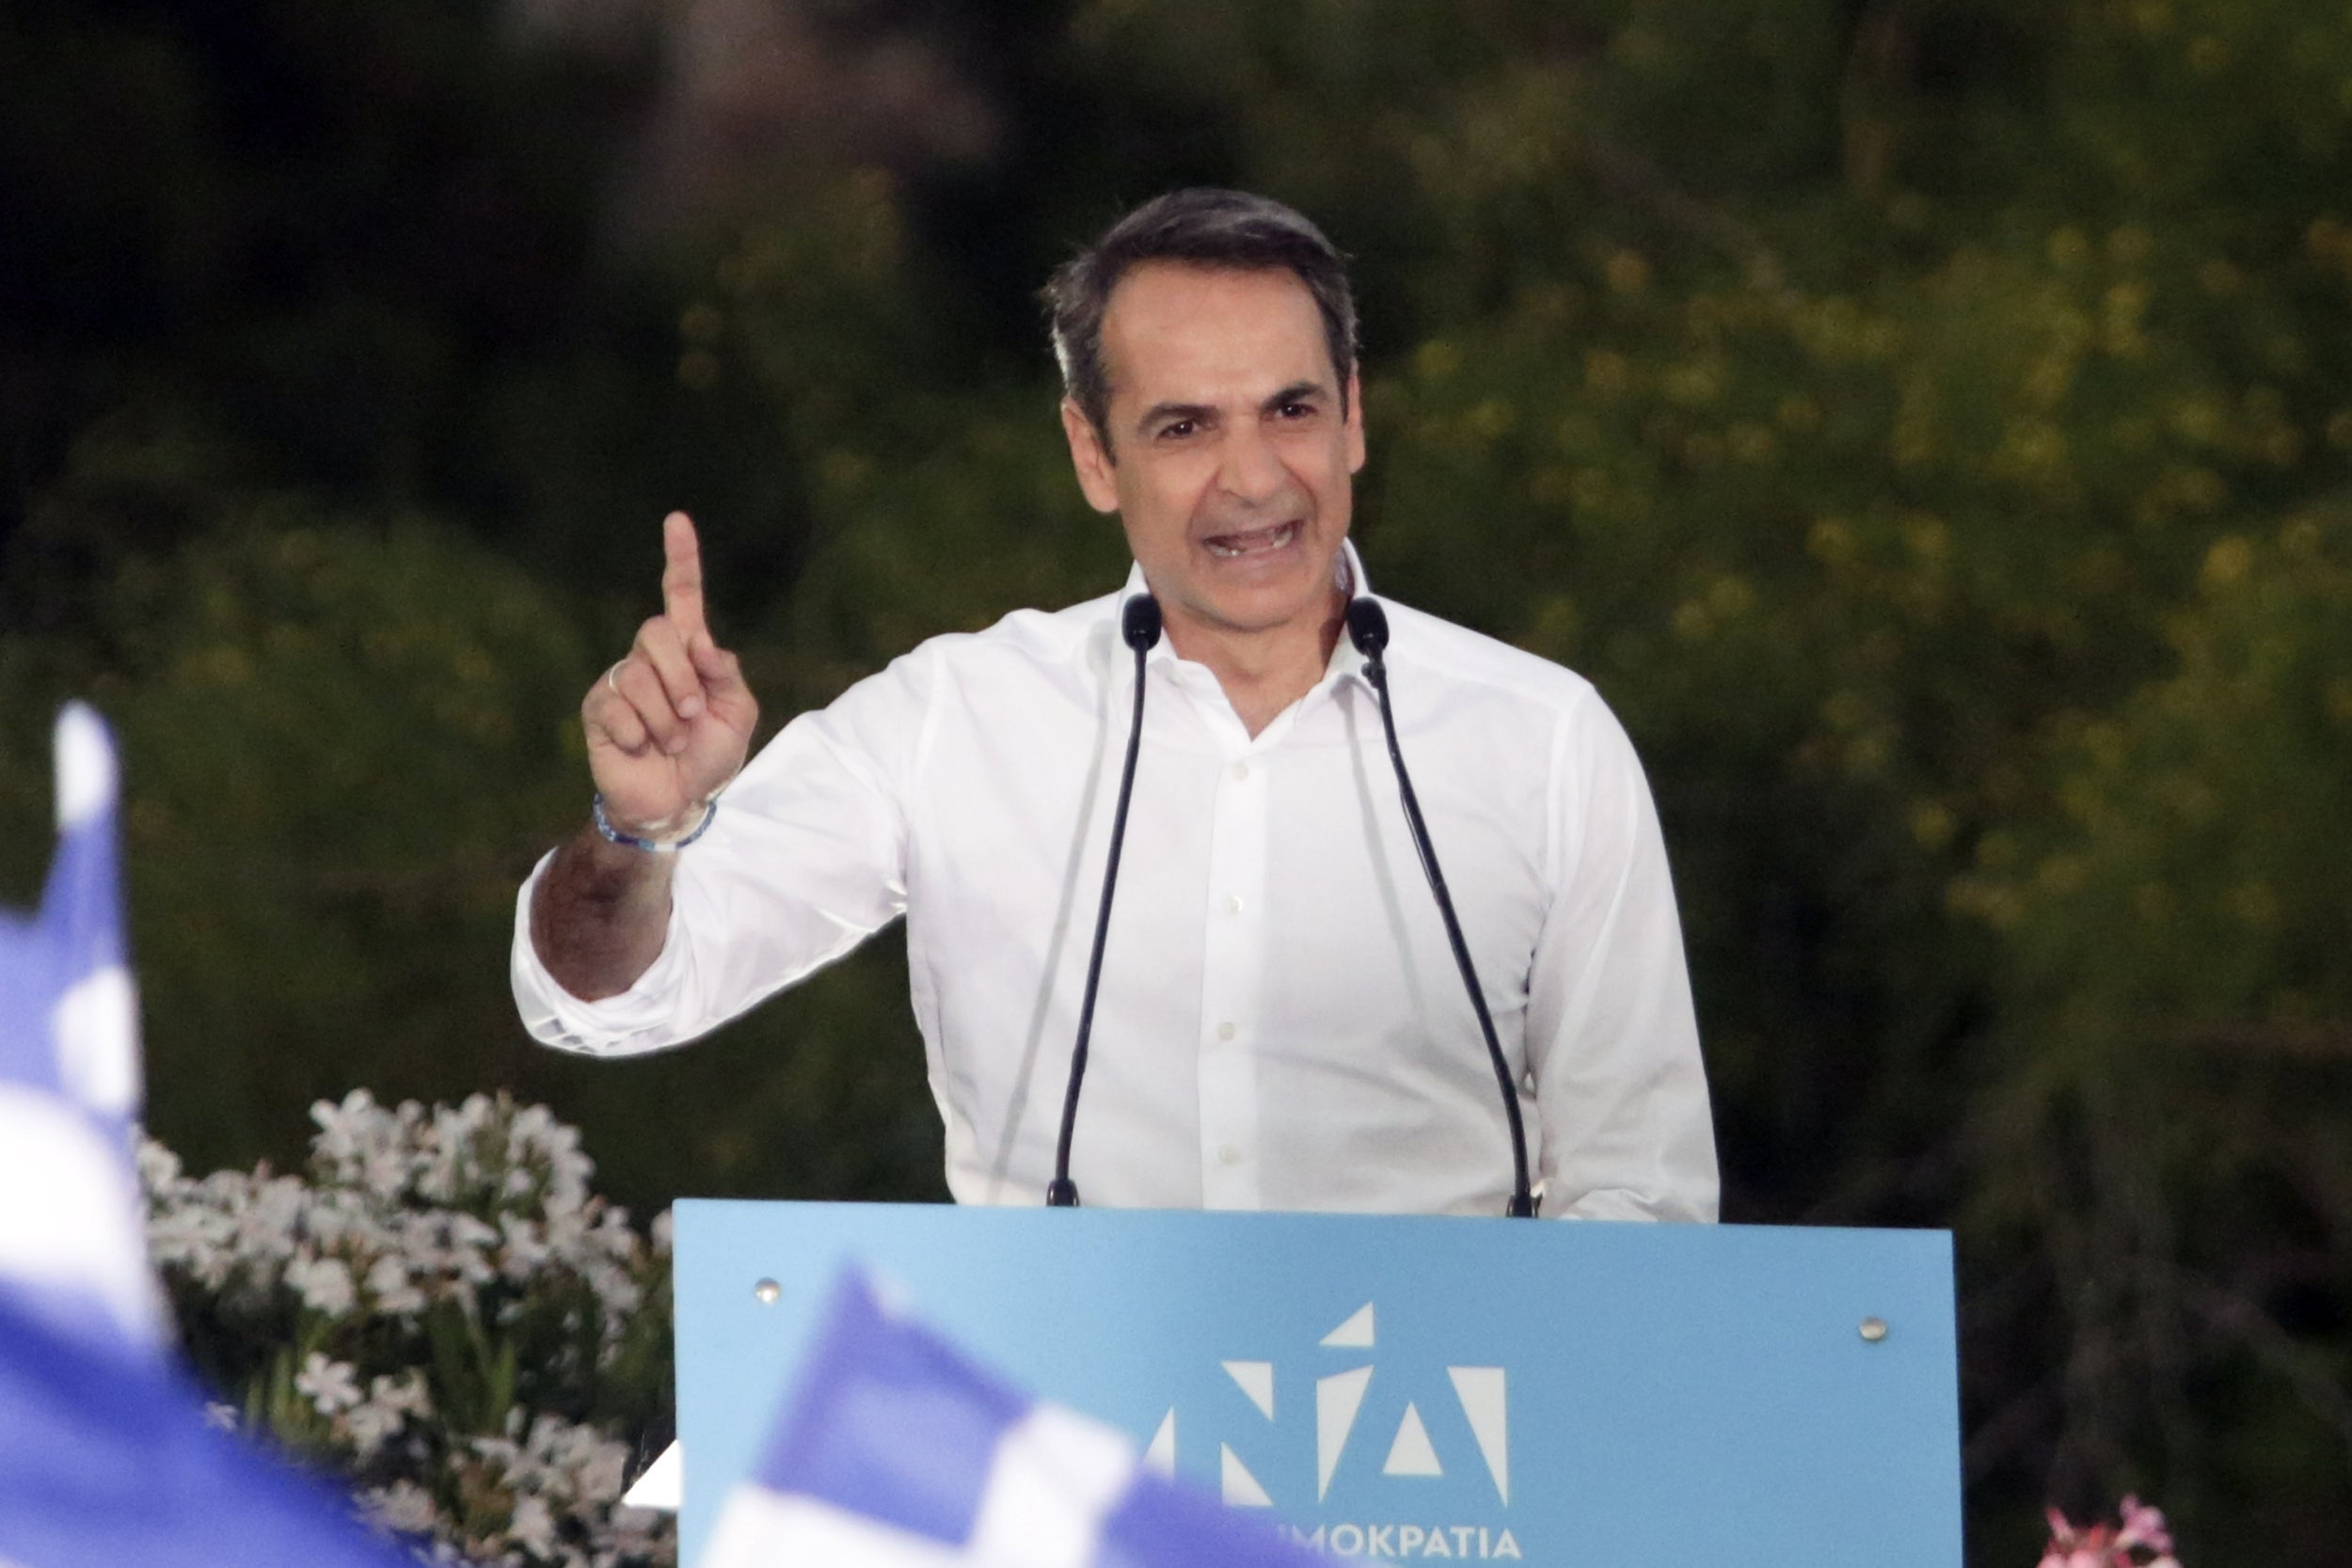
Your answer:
[142,1092,675,1566]
[2038,1497,2179,1568]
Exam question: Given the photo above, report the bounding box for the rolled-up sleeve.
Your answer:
[510,648,933,1057]
[1523,689,1719,1222]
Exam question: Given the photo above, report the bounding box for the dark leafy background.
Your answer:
[4,4,2348,1562]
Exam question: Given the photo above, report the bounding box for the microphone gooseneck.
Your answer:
[1047,594,1164,1207]
[1346,598,1539,1218]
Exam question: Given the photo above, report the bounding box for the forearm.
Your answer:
[1529,694,1721,1222]
[528,824,676,1001]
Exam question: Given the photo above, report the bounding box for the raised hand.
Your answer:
[581,512,758,839]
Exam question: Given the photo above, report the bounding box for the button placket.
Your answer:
[1198,746,1267,1208]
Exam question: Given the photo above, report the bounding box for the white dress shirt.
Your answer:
[512,548,1717,1220]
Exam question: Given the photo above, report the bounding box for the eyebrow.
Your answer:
[1131,381,1332,438]
[1261,380,1327,413]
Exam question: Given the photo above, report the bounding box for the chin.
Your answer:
[1198,582,1333,636]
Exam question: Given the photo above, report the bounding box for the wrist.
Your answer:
[592,793,718,852]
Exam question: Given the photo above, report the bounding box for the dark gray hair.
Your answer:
[1043,189,1358,453]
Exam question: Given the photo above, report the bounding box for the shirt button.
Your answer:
[1218,1144,1243,1165]
[1232,761,1250,781]
[1216,1021,1236,1041]
[1225,894,1245,915]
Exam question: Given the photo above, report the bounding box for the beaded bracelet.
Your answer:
[592,793,718,853]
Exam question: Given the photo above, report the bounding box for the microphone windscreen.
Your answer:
[1122,594,1164,651]
[1344,597,1390,657]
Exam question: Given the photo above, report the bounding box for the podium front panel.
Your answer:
[675,1204,1960,1567]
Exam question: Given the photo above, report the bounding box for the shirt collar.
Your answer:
[1116,539,1377,692]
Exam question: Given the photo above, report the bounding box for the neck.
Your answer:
[1162,588,1348,737]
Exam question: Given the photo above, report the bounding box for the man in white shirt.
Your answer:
[514,189,1717,1220]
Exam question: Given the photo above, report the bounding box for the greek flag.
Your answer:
[704,1272,1329,1568]
[0,704,416,1568]
[0,704,156,1355]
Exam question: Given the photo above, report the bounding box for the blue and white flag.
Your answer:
[703,1271,1330,1568]
[0,703,156,1354]
[0,704,420,1568]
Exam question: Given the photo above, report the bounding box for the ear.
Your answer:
[1344,369,1367,475]
[1060,398,1121,515]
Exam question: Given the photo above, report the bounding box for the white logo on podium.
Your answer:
[1148,1301,1511,1511]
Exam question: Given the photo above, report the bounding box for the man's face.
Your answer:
[1062,262,1365,650]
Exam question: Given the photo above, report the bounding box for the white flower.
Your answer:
[294,1352,363,1417]
[146,1202,235,1286]
[136,1134,184,1193]
[507,1495,560,1557]
[422,1098,497,1201]
[311,1090,430,1203]
[200,1402,239,1432]
[310,1089,378,1165]
[342,1369,435,1457]
[580,1259,642,1321]
[287,1255,358,1316]
[365,1252,427,1315]
[373,1370,433,1419]
[231,1175,308,1268]
[359,1480,441,1535]
[441,1212,501,1302]
[345,1399,405,1459]
[570,1438,628,1506]
[501,1213,551,1281]
[304,1190,361,1249]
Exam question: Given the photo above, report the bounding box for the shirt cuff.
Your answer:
[509,852,701,1056]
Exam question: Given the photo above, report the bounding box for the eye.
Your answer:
[1155,418,1197,441]
[1276,400,1317,420]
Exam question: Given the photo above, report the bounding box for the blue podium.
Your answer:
[675,1203,1961,1566]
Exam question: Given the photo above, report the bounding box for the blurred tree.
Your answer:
[6,0,2351,1560]
[0,0,794,603]
[0,428,944,1208]
[697,2,2352,1560]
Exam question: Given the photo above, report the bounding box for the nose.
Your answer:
[1215,420,1288,507]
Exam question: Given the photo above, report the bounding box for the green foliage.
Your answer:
[687,192,1116,665]
[14,480,596,1167]
[0,434,948,1212]
[700,5,2352,1560]
[8,1,2352,1562]
[1979,513,2352,1035]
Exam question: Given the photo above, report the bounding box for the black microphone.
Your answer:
[1346,597,1538,1218]
[1047,593,1164,1207]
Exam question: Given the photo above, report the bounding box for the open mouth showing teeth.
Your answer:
[1203,520,1301,559]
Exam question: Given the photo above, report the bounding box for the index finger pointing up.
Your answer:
[660,511,708,639]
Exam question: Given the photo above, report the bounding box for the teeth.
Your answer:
[1206,521,1296,559]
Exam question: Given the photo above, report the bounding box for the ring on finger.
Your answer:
[605,661,626,695]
